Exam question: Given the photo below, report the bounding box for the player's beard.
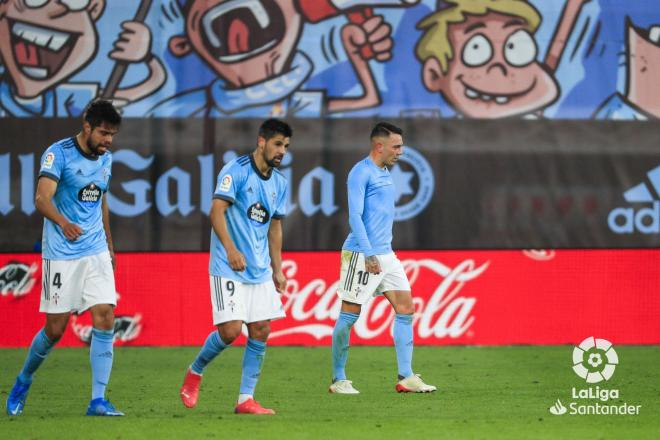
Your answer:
[87,138,107,156]
[266,154,283,168]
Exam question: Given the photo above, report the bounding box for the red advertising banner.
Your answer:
[1,250,659,347]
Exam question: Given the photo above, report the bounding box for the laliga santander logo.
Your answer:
[270,258,488,340]
[572,337,618,383]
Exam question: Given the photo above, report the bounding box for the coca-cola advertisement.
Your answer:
[1,250,659,347]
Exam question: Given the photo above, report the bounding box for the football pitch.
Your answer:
[1,346,658,439]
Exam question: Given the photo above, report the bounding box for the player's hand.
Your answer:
[227,248,246,272]
[341,15,393,62]
[365,255,381,274]
[272,270,287,294]
[61,222,83,241]
[109,21,152,63]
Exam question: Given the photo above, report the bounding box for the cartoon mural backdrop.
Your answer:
[1,0,659,119]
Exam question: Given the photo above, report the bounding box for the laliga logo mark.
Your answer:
[572,337,618,383]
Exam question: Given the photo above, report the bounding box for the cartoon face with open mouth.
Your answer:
[0,0,104,99]
[423,11,558,118]
[171,0,301,87]
[625,20,660,118]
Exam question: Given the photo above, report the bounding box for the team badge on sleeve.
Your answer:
[218,175,232,192]
[43,152,55,169]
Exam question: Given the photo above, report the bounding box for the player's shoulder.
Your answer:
[42,137,75,163]
[235,154,251,167]
[46,137,75,153]
[353,157,372,171]
[348,157,372,179]
[224,154,251,173]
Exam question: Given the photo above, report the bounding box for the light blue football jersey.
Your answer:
[210,154,288,283]
[342,157,395,257]
[38,137,112,260]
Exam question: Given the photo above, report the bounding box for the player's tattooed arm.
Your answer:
[268,218,287,293]
[35,177,83,241]
[210,199,246,272]
[365,255,381,274]
[102,194,116,271]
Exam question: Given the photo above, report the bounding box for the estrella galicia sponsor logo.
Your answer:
[548,337,641,416]
[608,165,660,234]
[390,146,434,221]
[247,202,270,226]
[0,261,37,297]
[78,183,102,206]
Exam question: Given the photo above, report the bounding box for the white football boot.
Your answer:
[329,379,360,394]
[395,374,437,393]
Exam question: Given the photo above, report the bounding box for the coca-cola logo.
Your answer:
[262,258,489,341]
[0,261,37,298]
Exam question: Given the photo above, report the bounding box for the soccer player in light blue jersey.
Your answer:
[6,100,124,416]
[329,122,437,394]
[180,119,291,415]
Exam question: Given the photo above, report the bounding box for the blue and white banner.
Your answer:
[1,0,660,119]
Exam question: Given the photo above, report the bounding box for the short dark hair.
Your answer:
[83,99,121,128]
[370,122,403,139]
[259,119,292,140]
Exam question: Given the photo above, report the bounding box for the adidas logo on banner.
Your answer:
[608,165,660,234]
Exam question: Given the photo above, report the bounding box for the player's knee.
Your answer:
[217,325,241,345]
[251,328,270,342]
[45,323,66,342]
[91,305,115,330]
[247,322,270,341]
[394,302,415,315]
[45,314,70,341]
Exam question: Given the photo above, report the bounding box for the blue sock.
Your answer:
[18,328,55,383]
[191,331,228,374]
[239,338,266,395]
[393,314,414,378]
[332,312,359,381]
[90,328,114,400]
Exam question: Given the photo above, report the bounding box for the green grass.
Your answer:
[1,346,658,439]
